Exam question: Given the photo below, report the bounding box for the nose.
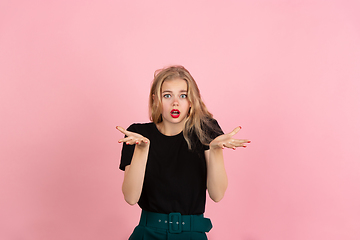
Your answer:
[172,97,179,106]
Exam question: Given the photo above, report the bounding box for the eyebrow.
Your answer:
[162,90,188,93]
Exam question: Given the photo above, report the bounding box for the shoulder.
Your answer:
[209,118,221,127]
[204,118,224,135]
[127,122,154,130]
[127,122,156,136]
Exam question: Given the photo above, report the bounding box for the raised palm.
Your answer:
[210,126,250,150]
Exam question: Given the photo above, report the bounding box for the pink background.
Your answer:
[1,0,360,239]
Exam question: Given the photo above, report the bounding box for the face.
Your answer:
[160,78,191,126]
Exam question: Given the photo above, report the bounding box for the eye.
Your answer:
[180,94,187,99]
[163,94,171,99]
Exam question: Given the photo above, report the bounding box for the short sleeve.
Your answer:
[119,124,136,171]
[203,119,224,150]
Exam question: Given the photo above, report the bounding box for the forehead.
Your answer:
[161,78,188,91]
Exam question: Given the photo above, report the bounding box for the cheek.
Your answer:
[161,101,169,111]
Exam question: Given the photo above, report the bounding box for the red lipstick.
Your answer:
[170,109,180,118]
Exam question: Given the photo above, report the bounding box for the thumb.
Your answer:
[228,126,241,136]
[116,126,127,135]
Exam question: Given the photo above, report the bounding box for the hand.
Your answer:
[209,126,250,150]
[116,126,150,148]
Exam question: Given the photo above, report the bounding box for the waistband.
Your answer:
[139,210,212,234]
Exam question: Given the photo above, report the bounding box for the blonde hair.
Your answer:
[149,65,220,149]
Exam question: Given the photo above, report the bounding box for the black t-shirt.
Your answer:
[119,121,223,215]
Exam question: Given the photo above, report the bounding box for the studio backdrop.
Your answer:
[1,1,359,239]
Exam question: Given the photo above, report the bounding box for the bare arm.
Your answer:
[205,126,250,202]
[205,148,228,202]
[117,126,150,205]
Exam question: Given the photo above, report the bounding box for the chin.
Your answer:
[165,117,186,124]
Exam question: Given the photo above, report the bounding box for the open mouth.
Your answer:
[170,109,180,118]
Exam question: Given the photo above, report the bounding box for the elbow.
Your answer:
[124,196,138,206]
[122,184,140,206]
[208,186,227,203]
[126,200,138,206]
[122,188,139,206]
[210,194,225,203]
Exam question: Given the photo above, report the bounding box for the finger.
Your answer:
[117,127,139,141]
[136,138,149,145]
[116,126,134,136]
[116,126,126,134]
[118,136,133,143]
[226,142,237,150]
[218,143,225,149]
[135,138,147,144]
[221,143,236,150]
[230,139,251,144]
[140,138,149,144]
[125,139,138,145]
[225,141,239,150]
[228,143,247,149]
[121,137,149,146]
[228,126,241,137]
[223,139,250,149]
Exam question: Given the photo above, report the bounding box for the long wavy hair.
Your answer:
[149,65,220,149]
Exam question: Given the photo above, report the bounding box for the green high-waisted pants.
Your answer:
[128,210,212,240]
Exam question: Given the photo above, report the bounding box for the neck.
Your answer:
[156,121,184,136]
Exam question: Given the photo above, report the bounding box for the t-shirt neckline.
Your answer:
[152,122,183,138]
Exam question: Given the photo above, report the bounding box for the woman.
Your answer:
[117,65,250,239]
